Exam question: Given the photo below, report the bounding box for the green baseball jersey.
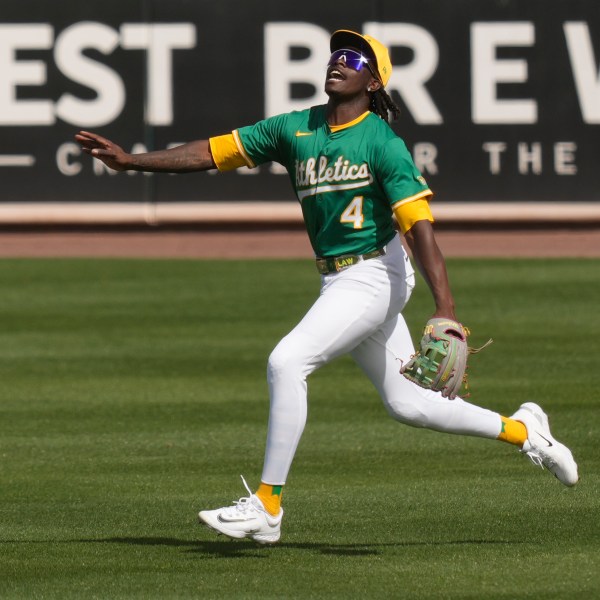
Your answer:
[236,105,431,258]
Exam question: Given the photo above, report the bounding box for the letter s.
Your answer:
[54,22,125,127]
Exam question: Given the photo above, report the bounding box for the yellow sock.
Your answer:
[497,416,528,447]
[256,483,283,516]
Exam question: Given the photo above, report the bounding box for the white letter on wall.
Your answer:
[264,23,329,117]
[364,22,442,124]
[121,23,196,126]
[54,22,125,127]
[0,24,54,125]
[471,22,537,124]
[564,22,600,124]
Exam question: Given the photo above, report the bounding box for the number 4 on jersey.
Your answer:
[340,196,364,229]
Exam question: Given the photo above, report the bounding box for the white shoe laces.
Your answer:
[518,407,556,471]
[223,475,259,516]
[523,450,545,469]
[522,437,557,470]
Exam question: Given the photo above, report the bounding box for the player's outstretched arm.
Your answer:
[403,219,457,321]
[75,131,216,173]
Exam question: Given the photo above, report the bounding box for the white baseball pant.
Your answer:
[261,234,502,485]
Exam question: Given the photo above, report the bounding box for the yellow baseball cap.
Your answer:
[330,30,392,87]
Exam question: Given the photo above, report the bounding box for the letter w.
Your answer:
[564,22,600,124]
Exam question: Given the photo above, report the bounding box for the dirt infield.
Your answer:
[0,228,598,259]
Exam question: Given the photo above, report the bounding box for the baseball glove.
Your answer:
[401,317,478,399]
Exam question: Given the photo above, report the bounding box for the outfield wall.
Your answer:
[0,0,598,223]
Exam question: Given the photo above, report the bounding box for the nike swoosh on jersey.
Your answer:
[295,131,314,137]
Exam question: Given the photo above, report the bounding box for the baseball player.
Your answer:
[76,30,578,545]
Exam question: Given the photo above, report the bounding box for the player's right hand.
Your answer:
[75,131,131,172]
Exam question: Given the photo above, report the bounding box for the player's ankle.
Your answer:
[256,482,283,516]
[497,416,528,447]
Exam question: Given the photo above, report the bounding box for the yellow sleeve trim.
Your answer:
[209,132,254,171]
[393,196,434,234]
[232,130,256,168]
[391,189,433,210]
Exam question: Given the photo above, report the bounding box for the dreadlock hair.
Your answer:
[369,88,401,123]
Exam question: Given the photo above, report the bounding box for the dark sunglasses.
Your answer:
[328,48,373,73]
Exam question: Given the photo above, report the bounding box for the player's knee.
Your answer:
[267,344,305,382]
[381,376,447,427]
[382,396,431,428]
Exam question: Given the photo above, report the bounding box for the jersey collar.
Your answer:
[328,110,371,133]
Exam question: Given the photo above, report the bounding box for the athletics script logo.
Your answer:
[295,155,373,200]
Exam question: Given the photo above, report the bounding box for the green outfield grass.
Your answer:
[0,258,598,599]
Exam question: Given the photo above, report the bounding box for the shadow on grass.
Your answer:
[1,536,528,559]
[66,536,527,558]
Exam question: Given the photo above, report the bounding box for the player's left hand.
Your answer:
[401,317,469,399]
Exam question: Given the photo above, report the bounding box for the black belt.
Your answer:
[315,247,386,275]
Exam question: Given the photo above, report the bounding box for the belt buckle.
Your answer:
[315,258,328,274]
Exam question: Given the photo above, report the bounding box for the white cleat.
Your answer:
[198,476,283,544]
[511,402,579,487]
